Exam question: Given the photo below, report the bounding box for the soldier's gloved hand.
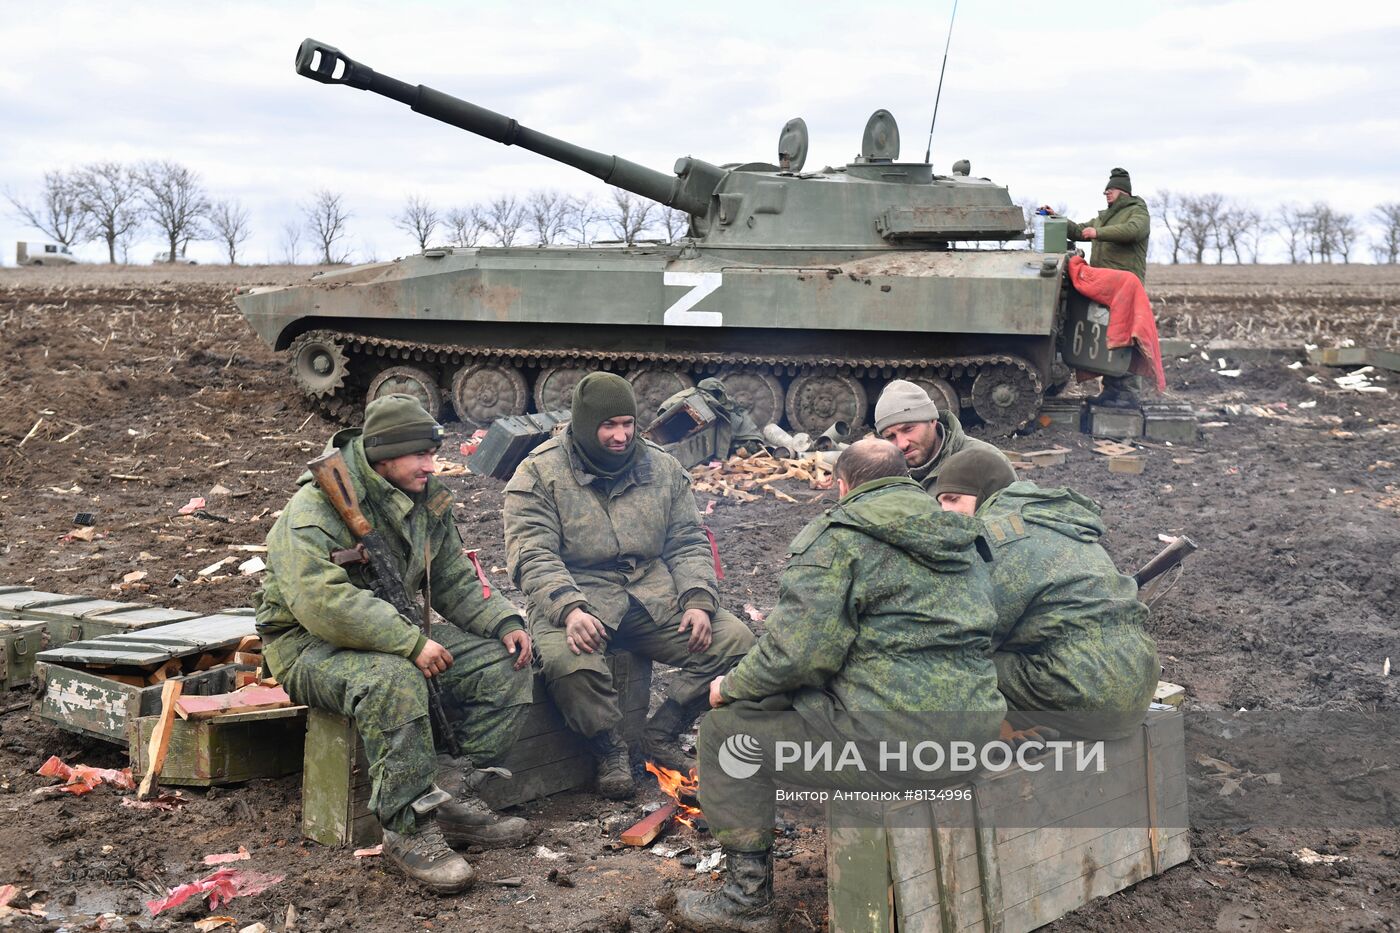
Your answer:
[501,629,533,671]
[414,639,454,678]
[564,607,608,656]
[679,608,713,653]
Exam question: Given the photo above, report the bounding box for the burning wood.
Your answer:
[619,761,707,847]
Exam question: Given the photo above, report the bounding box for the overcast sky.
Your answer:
[2,0,1396,265]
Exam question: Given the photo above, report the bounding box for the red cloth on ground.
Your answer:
[1067,256,1167,392]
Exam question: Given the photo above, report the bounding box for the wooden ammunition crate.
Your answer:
[130,705,307,786]
[827,706,1188,932]
[1,619,47,691]
[302,651,653,847]
[1036,398,1084,430]
[1085,405,1144,440]
[32,612,259,742]
[1143,402,1198,445]
[0,590,92,621]
[466,409,569,480]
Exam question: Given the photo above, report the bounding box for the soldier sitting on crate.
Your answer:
[873,378,1013,489]
[672,438,1006,933]
[503,372,755,799]
[932,448,1159,740]
[255,394,535,895]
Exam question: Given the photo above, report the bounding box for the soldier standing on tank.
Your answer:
[671,438,1006,932]
[254,395,536,895]
[932,448,1159,740]
[873,379,1014,489]
[503,372,755,799]
[1043,167,1152,406]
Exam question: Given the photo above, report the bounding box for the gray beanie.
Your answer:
[874,379,940,433]
[362,394,444,464]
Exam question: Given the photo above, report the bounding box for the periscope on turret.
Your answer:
[234,40,1130,436]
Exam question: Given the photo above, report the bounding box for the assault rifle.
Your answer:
[1133,535,1197,609]
[307,449,461,757]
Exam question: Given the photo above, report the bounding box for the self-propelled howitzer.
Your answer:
[235,40,1127,434]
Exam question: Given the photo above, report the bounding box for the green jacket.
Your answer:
[254,430,523,676]
[721,477,1004,725]
[909,410,1012,491]
[1066,194,1151,282]
[503,430,718,631]
[978,481,1157,727]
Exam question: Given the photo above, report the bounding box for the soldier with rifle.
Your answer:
[255,394,534,895]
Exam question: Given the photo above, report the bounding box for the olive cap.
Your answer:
[362,393,444,464]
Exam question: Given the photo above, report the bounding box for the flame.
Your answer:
[645,761,704,828]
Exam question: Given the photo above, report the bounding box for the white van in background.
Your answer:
[16,241,77,266]
[153,251,198,264]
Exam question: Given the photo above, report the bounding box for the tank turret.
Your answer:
[295,40,1026,248]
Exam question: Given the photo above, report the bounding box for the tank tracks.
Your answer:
[291,329,1044,435]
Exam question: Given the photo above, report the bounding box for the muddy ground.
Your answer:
[1,263,1398,931]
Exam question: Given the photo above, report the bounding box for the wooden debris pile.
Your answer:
[96,634,266,689]
[690,451,834,504]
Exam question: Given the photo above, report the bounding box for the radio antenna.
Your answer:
[923,0,959,165]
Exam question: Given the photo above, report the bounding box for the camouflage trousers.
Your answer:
[531,599,754,738]
[994,625,1159,740]
[271,622,532,833]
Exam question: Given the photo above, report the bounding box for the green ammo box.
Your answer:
[1,619,47,691]
[466,409,570,480]
[130,705,307,787]
[0,590,93,621]
[27,601,197,648]
[1036,398,1084,430]
[1143,402,1198,445]
[1085,404,1144,440]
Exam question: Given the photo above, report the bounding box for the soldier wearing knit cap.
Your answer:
[255,394,536,895]
[503,372,755,800]
[932,449,1159,740]
[873,379,1013,492]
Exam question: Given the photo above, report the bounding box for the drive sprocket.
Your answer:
[289,332,350,398]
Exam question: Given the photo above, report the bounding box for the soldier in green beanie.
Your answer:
[255,394,536,895]
[503,372,756,799]
[932,449,1159,740]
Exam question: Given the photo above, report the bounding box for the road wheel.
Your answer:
[785,372,868,435]
[970,364,1041,435]
[533,365,591,415]
[908,376,960,418]
[627,369,695,421]
[716,371,784,429]
[451,362,528,428]
[289,332,349,398]
[368,364,444,420]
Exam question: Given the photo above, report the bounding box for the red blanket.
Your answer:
[1067,256,1166,392]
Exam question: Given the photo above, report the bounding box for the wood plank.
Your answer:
[621,803,676,846]
[137,678,183,799]
[175,685,291,720]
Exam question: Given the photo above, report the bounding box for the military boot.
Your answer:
[381,787,475,895]
[671,848,778,933]
[1097,374,1142,409]
[434,755,534,849]
[644,696,707,774]
[585,728,636,800]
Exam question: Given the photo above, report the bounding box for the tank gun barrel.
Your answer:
[295,39,721,217]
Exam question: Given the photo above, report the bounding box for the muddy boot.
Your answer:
[1097,374,1141,409]
[672,848,778,933]
[435,756,534,849]
[381,787,475,895]
[585,729,636,800]
[645,696,705,774]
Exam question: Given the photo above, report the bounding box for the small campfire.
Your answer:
[619,761,706,847]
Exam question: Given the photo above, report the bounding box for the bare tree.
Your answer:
[74,163,142,263]
[1177,193,1223,263]
[6,170,92,248]
[658,206,689,243]
[564,194,604,246]
[208,199,252,264]
[279,220,303,264]
[394,194,440,250]
[136,160,209,262]
[1148,190,1188,264]
[1304,201,1336,262]
[606,189,656,245]
[1372,202,1400,264]
[1213,203,1262,264]
[303,189,352,264]
[480,194,525,246]
[445,205,486,247]
[1275,203,1310,264]
[525,189,574,245]
[1334,211,1358,263]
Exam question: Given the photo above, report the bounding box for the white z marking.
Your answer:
[662,271,723,327]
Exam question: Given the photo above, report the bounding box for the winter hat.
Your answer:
[1105,167,1132,195]
[570,372,639,477]
[931,448,1017,507]
[874,379,940,434]
[362,394,444,464]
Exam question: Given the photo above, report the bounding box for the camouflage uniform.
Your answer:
[701,476,1006,851]
[503,430,754,739]
[978,480,1158,739]
[255,430,533,834]
[908,411,1011,491]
